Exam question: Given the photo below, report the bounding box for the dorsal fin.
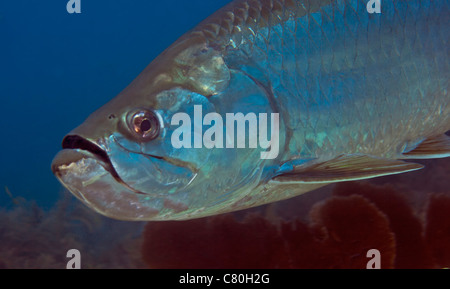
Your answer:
[271,154,423,184]
[402,134,450,159]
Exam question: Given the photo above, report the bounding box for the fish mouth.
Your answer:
[55,135,123,184]
[52,134,151,195]
[51,135,124,188]
[51,135,162,220]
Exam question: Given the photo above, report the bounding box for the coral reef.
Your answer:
[0,193,146,269]
[142,214,289,269]
[425,194,450,268]
[285,194,396,269]
[333,182,435,268]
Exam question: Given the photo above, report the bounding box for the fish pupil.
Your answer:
[140,119,151,132]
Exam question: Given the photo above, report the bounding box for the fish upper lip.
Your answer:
[61,135,111,165]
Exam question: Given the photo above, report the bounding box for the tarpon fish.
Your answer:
[52,0,449,221]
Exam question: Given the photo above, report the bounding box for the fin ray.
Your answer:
[402,134,450,159]
[272,154,423,184]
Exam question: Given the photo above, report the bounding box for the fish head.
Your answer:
[51,38,266,220]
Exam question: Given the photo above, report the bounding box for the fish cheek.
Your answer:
[107,139,195,194]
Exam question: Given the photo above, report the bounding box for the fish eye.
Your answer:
[128,109,160,141]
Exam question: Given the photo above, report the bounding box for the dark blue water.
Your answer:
[0,0,231,209]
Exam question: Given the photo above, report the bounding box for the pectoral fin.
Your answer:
[272,154,423,184]
[402,134,450,159]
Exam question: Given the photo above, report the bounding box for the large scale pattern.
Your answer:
[187,0,449,160]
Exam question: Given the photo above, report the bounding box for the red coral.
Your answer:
[141,214,288,269]
[425,194,450,268]
[141,194,397,269]
[333,182,434,268]
[313,195,395,268]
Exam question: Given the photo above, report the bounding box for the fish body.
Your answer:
[52,0,449,220]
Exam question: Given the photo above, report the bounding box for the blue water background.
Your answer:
[0,0,231,209]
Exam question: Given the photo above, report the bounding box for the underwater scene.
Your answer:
[1,0,449,269]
